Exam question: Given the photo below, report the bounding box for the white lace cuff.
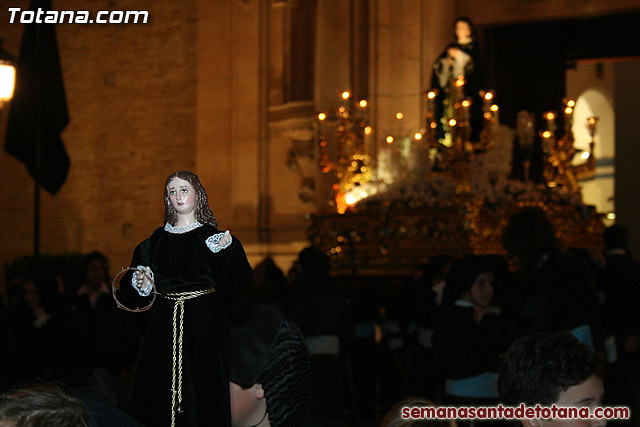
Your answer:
[206,232,232,253]
[131,265,154,297]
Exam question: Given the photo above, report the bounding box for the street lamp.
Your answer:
[0,39,16,107]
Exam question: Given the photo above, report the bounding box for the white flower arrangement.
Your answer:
[356,124,583,209]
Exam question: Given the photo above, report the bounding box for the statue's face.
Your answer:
[455,20,472,41]
[167,177,196,218]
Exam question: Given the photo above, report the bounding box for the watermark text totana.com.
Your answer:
[8,7,149,24]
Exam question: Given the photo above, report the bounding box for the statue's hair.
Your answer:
[164,170,218,228]
[0,385,90,427]
[257,318,312,426]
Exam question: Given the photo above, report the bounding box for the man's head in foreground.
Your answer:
[228,304,312,427]
[498,331,606,427]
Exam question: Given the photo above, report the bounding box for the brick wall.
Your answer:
[0,0,198,283]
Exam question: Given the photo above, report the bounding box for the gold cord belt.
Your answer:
[159,288,216,427]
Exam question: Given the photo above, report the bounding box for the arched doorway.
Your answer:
[572,86,615,217]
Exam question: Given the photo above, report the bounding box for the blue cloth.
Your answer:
[571,324,594,351]
[445,372,499,398]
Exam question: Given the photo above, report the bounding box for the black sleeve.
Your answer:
[210,233,253,296]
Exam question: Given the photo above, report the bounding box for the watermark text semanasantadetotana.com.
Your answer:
[8,7,149,24]
[402,404,630,420]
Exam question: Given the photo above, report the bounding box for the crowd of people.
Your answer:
[0,198,639,426]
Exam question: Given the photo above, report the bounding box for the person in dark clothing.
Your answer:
[501,207,601,349]
[228,303,349,427]
[283,246,348,418]
[596,224,640,426]
[119,170,253,427]
[598,224,640,360]
[433,255,517,409]
[71,251,140,409]
[401,256,453,400]
[73,251,139,408]
[7,273,80,384]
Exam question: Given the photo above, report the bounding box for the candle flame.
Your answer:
[490,105,499,112]
[359,99,368,108]
[449,119,457,127]
[386,136,394,143]
[318,113,327,121]
[396,112,404,120]
[414,132,423,140]
[427,91,436,99]
[341,91,351,100]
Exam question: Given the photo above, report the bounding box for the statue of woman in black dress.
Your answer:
[123,170,253,427]
[431,17,484,142]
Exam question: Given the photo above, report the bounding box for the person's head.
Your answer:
[253,257,286,288]
[83,251,109,287]
[296,246,331,282]
[0,385,90,427]
[454,17,474,41]
[498,332,606,427]
[21,273,63,313]
[441,255,495,307]
[415,255,453,286]
[603,224,629,252]
[381,397,457,427]
[163,170,218,227]
[502,207,559,272]
[228,304,312,427]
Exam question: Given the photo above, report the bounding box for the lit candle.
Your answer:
[317,112,327,133]
[462,99,472,123]
[587,116,599,139]
[454,76,465,101]
[480,90,494,112]
[490,104,499,124]
[540,130,553,151]
[357,99,368,121]
[426,89,438,115]
[544,111,557,133]
[563,106,574,131]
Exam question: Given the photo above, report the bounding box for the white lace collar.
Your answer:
[164,221,203,234]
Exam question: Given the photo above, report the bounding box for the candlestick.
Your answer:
[454,76,465,101]
[587,116,599,139]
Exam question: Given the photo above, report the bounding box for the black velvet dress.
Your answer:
[124,223,252,426]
